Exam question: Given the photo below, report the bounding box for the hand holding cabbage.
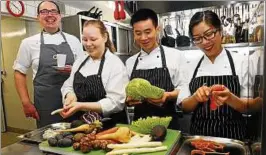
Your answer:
[126,78,165,106]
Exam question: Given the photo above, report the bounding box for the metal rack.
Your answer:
[61,15,134,63]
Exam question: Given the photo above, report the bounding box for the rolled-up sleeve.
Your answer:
[13,40,31,74]
[99,62,129,117]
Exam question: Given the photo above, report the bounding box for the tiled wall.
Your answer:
[1,1,82,19]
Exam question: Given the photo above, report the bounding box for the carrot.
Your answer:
[96,127,119,136]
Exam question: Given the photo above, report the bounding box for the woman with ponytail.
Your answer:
[60,20,129,129]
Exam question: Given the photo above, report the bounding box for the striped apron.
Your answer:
[189,49,246,140]
[69,50,127,129]
[130,45,179,130]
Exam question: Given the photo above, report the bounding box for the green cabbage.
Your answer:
[126,78,165,100]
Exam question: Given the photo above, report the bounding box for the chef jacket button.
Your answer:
[224,66,227,68]
[157,55,159,58]
[139,58,142,60]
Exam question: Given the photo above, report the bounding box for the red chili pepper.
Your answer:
[211,85,225,91]
[210,85,225,111]
[210,95,218,110]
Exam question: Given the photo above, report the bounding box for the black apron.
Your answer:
[247,56,263,141]
[189,49,246,140]
[130,45,179,130]
[34,32,74,128]
[70,51,127,129]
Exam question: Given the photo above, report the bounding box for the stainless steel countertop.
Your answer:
[1,141,44,155]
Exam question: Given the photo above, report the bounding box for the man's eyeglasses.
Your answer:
[192,29,219,44]
[39,9,59,15]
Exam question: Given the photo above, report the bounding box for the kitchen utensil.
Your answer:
[96,11,102,18]
[161,27,175,47]
[176,136,247,155]
[18,123,71,143]
[88,7,102,19]
[175,28,190,47]
[119,0,126,20]
[114,1,120,20]
[164,16,173,35]
[76,6,95,16]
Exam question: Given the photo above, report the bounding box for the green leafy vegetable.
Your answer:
[131,116,172,134]
[126,78,165,100]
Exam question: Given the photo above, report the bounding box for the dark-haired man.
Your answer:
[125,8,187,130]
[13,1,84,128]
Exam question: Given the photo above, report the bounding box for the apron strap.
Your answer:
[40,31,45,44]
[131,52,142,78]
[77,56,90,72]
[159,45,167,68]
[76,49,107,75]
[225,49,237,76]
[191,56,204,80]
[97,49,107,76]
[60,32,68,43]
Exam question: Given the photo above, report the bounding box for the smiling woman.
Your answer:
[61,19,129,129]
[180,10,261,141]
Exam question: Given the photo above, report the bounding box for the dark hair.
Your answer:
[37,1,60,14]
[83,20,116,53]
[130,8,158,28]
[189,10,222,37]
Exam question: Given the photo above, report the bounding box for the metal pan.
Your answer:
[17,122,70,143]
[176,136,248,155]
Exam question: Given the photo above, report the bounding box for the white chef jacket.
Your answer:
[248,47,264,98]
[61,50,129,116]
[13,31,85,79]
[125,45,188,104]
[179,48,252,103]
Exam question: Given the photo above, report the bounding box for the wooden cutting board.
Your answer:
[39,124,181,155]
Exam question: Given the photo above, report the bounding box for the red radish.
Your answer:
[210,85,225,111]
[114,1,120,20]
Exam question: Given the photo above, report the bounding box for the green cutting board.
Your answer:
[39,124,181,155]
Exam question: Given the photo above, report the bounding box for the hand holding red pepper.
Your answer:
[210,85,232,110]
